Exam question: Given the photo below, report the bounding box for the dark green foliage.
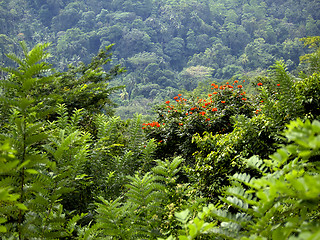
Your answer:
[169,118,320,240]
[257,60,303,127]
[191,114,275,200]
[0,41,125,239]
[0,41,86,239]
[48,44,125,118]
[295,73,320,119]
[94,157,202,239]
[94,161,166,239]
[0,141,21,234]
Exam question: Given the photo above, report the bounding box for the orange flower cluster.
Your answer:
[142,121,161,129]
[171,94,187,103]
[211,80,246,92]
[211,83,219,89]
[157,80,250,127]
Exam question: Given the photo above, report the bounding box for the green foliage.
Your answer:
[0,41,125,239]
[295,73,320,119]
[0,41,55,122]
[171,118,320,239]
[94,157,202,239]
[45,104,92,213]
[0,141,20,234]
[89,113,155,200]
[190,113,275,200]
[95,165,165,239]
[0,41,89,239]
[50,44,125,117]
[255,60,303,131]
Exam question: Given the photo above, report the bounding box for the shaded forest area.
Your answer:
[1,0,320,118]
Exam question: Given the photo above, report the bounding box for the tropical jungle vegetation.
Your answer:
[1,0,320,239]
[1,0,320,117]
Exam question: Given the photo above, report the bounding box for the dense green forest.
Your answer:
[1,0,320,239]
[1,0,320,117]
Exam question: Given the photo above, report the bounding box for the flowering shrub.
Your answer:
[143,80,254,163]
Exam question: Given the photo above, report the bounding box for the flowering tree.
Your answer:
[143,80,254,163]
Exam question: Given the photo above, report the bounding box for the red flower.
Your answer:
[277,84,280,86]
[257,82,263,86]
[173,96,178,100]
[179,123,183,126]
[242,98,247,101]
[178,94,182,97]
[234,80,239,83]
[165,100,170,104]
[221,101,226,103]
[211,107,217,112]
[213,92,218,94]
[206,118,210,121]
[199,111,206,115]
[238,85,243,88]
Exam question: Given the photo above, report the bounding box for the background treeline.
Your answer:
[1,0,320,118]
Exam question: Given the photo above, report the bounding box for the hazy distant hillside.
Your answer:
[1,0,320,117]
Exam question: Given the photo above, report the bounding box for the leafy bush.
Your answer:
[169,118,320,240]
[93,157,203,239]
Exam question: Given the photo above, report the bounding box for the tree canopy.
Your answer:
[1,0,319,118]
